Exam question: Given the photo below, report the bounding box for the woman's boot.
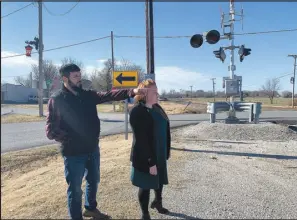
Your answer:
[141,213,151,220]
[150,199,169,214]
[151,185,169,214]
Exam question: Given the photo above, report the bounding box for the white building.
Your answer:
[1,83,38,103]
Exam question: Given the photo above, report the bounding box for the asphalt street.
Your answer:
[1,105,297,153]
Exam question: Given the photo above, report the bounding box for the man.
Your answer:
[46,63,140,220]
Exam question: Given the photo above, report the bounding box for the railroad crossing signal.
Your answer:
[190,34,203,48]
[213,47,226,63]
[238,45,251,62]
[190,30,221,48]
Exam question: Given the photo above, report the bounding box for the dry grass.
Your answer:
[183,97,293,106]
[159,101,206,114]
[1,114,46,124]
[2,104,114,113]
[1,134,184,219]
[1,104,48,109]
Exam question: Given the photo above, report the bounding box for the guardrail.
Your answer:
[207,101,262,123]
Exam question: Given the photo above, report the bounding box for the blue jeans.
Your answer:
[63,148,100,220]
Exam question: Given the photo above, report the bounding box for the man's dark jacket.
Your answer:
[46,85,135,156]
[129,102,171,173]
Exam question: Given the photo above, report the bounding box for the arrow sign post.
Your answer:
[113,71,138,88]
[112,71,139,141]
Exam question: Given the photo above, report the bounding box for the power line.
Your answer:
[243,73,293,88]
[1,36,110,59]
[115,28,297,39]
[1,3,34,19]
[115,35,190,39]
[1,28,297,59]
[43,1,80,16]
[274,73,293,79]
[233,28,297,36]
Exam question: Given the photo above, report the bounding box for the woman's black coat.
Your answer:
[129,103,171,173]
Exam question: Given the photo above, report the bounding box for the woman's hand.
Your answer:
[149,165,157,176]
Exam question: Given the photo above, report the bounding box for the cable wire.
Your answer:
[233,28,297,36]
[1,3,34,19]
[274,73,293,79]
[1,28,297,59]
[1,36,110,59]
[115,28,297,39]
[43,1,80,16]
[243,73,293,88]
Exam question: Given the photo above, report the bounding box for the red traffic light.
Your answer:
[190,34,203,48]
[25,45,33,57]
[206,30,220,44]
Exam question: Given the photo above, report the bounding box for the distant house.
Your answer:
[1,83,38,104]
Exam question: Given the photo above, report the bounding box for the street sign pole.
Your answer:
[288,54,297,108]
[111,31,116,112]
[112,71,138,140]
[125,99,129,140]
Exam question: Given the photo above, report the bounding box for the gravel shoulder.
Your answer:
[1,123,297,219]
[159,122,297,219]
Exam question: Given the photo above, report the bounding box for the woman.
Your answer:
[129,79,171,220]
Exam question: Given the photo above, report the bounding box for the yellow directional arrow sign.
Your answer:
[113,71,138,88]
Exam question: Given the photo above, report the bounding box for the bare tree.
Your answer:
[282,90,292,98]
[14,75,31,87]
[90,58,145,92]
[61,57,89,80]
[261,78,281,104]
[115,58,145,82]
[90,67,112,92]
[161,90,167,98]
[31,60,59,97]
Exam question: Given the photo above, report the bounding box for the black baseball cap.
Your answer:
[59,63,81,78]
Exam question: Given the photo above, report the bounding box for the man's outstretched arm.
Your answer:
[92,88,140,104]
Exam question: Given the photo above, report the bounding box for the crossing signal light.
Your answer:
[213,47,226,63]
[190,34,203,48]
[206,30,221,44]
[190,30,221,48]
[238,45,251,62]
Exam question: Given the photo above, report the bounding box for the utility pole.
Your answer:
[38,0,44,117]
[111,31,116,112]
[288,54,297,108]
[211,78,216,101]
[145,0,155,79]
[145,1,149,75]
[190,86,193,100]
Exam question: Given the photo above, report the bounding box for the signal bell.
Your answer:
[190,34,203,48]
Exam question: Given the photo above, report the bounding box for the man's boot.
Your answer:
[150,199,169,214]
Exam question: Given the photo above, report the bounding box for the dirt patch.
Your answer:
[1,134,185,219]
[1,114,46,124]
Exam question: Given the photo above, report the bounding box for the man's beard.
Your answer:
[69,80,83,93]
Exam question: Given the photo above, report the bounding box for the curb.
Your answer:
[1,110,14,116]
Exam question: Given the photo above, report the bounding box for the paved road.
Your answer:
[1,107,297,153]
